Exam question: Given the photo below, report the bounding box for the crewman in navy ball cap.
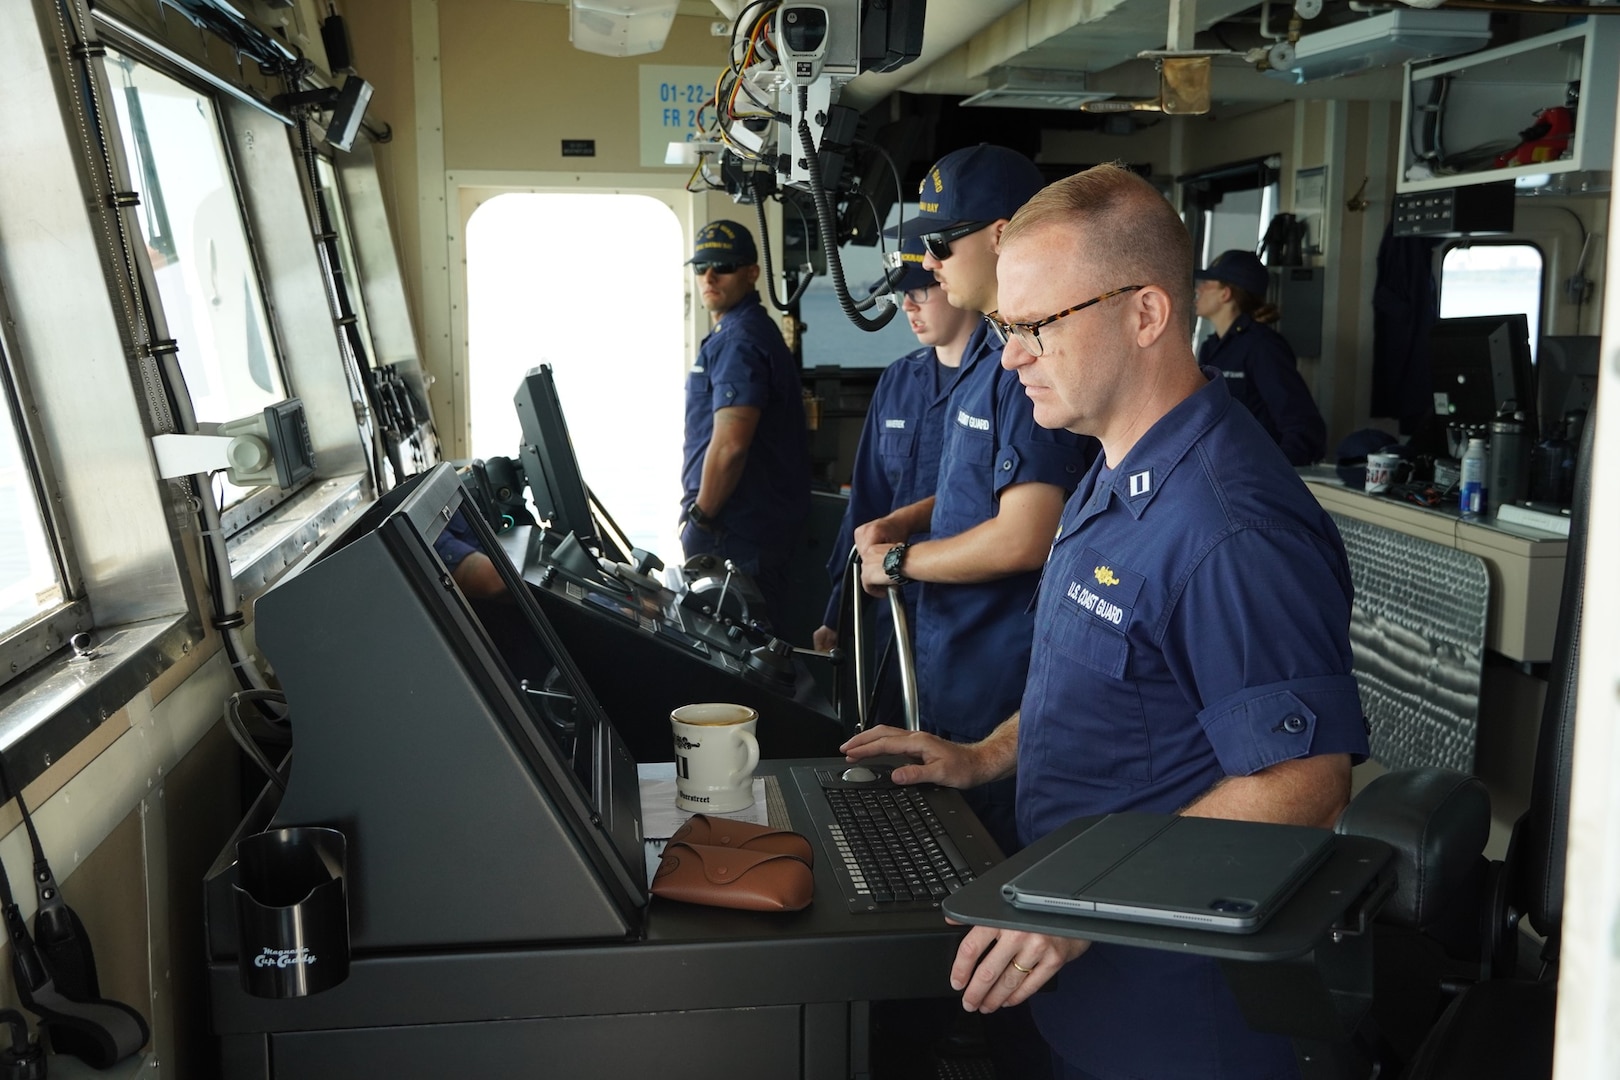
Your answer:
[887,142,1051,316]
[1194,249,1327,465]
[811,235,979,719]
[853,145,1099,848]
[680,219,809,621]
[851,144,1091,1080]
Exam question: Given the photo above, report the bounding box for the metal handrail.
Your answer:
[839,545,920,733]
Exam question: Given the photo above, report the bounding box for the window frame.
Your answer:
[1437,238,1548,359]
[1179,156,1283,263]
[99,45,304,498]
[0,291,93,686]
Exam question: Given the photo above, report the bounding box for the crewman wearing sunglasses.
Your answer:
[851,142,1096,1080]
[852,144,1098,853]
[680,220,809,621]
[812,235,979,719]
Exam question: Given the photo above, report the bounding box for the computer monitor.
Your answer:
[1428,313,1537,436]
[254,463,646,949]
[1537,335,1600,435]
[514,364,598,547]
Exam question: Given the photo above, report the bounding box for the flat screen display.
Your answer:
[514,364,599,548]
[1429,314,1536,436]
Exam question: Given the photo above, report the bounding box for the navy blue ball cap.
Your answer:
[1195,249,1269,297]
[886,144,1046,240]
[688,219,758,266]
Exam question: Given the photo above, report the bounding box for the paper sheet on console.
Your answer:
[638,762,768,883]
[638,761,767,841]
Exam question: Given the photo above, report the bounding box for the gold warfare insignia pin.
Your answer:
[1094,566,1120,587]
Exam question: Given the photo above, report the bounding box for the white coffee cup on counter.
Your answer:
[1364,451,1401,494]
[670,703,760,814]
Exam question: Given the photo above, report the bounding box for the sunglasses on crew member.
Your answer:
[693,263,740,276]
[919,220,993,262]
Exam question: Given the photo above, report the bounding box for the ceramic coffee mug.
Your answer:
[671,703,760,814]
[1364,451,1401,494]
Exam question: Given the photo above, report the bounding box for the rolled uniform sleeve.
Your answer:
[990,366,1092,497]
[706,339,773,412]
[432,511,480,573]
[1168,525,1369,775]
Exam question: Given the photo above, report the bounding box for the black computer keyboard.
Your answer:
[794,767,997,914]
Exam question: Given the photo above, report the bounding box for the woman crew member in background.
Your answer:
[1195,249,1327,465]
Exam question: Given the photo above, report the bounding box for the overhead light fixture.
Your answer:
[1268,9,1491,84]
[961,68,1115,110]
[569,0,680,58]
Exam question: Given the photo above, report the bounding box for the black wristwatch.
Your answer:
[686,502,719,533]
[882,542,910,585]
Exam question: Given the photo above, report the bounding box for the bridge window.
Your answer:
[0,346,64,644]
[1439,242,1545,359]
[791,201,921,369]
[105,52,289,507]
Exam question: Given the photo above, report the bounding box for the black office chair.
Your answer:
[1336,411,1592,1078]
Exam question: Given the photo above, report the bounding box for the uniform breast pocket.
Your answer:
[877,428,917,487]
[935,424,995,529]
[1033,604,1153,783]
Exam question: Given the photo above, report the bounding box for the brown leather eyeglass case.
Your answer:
[668,814,814,866]
[651,839,813,912]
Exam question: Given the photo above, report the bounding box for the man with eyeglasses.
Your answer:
[812,235,979,720]
[852,143,1096,855]
[843,164,1368,1080]
[681,220,809,621]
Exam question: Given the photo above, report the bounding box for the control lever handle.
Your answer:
[743,635,797,688]
[519,680,574,701]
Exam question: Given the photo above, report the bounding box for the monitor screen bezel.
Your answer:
[1428,313,1537,436]
[514,364,600,549]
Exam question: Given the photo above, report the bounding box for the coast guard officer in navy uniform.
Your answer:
[852,144,1096,854]
[680,220,809,620]
[812,235,979,721]
[1195,249,1327,465]
[844,165,1368,1079]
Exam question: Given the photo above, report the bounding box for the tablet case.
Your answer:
[1000,814,1335,933]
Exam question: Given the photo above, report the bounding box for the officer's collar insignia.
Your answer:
[1093,566,1120,587]
[1127,469,1153,498]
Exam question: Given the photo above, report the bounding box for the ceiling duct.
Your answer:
[960,67,1115,110]
[1267,8,1492,84]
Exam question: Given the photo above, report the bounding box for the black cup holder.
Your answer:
[232,826,350,998]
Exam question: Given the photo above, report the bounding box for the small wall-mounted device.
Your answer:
[777,5,831,84]
[151,398,317,489]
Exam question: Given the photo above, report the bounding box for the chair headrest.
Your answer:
[1337,768,1490,929]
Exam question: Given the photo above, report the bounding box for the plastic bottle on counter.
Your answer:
[1459,437,1489,519]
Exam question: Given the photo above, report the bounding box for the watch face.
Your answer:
[884,545,905,579]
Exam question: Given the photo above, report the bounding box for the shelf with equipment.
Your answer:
[1398,19,1620,195]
